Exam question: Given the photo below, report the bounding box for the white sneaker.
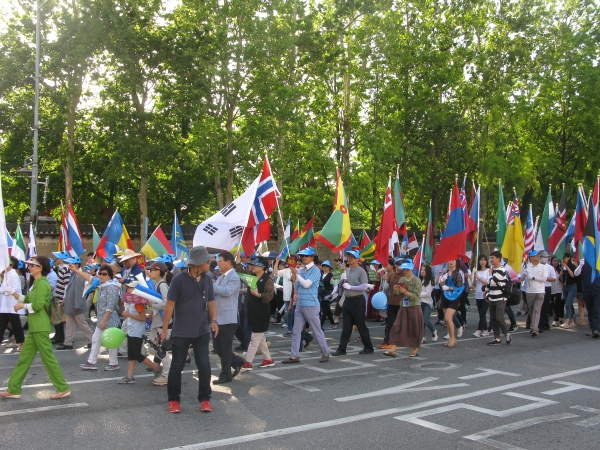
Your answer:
[569,322,577,328]
[560,322,570,329]
[457,326,464,338]
[472,331,481,338]
[482,330,490,337]
[444,333,449,340]
[551,321,559,327]
[432,331,438,342]
[422,337,426,344]
[152,375,168,386]
[281,323,287,328]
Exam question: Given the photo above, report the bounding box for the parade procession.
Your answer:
[1,0,600,449]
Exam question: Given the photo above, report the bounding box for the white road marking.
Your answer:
[303,359,375,374]
[284,372,375,392]
[411,362,461,371]
[458,368,521,379]
[394,393,558,433]
[541,381,600,396]
[0,369,198,392]
[336,377,469,402]
[463,413,578,449]
[161,364,600,450]
[254,373,282,380]
[571,405,600,427]
[372,355,427,361]
[0,402,88,417]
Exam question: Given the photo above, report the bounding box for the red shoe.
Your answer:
[168,401,181,413]
[200,400,212,412]
[379,344,391,349]
[258,359,275,368]
[240,362,253,371]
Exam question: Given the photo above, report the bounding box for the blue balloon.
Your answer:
[371,292,388,310]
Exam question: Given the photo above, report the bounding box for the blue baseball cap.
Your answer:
[65,256,81,265]
[297,247,316,257]
[321,260,332,268]
[371,260,382,266]
[52,251,70,260]
[48,258,54,268]
[394,257,409,265]
[399,261,415,271]
[345,249,360,259]
[529,250,541,257]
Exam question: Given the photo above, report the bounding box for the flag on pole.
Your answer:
[171,211,188,260]
[358,229,371,249]
[344,233,359,252]
[141,226,175,260]
[423,200,434,264]
[466,183,480,257]
[540,186,554,250]
[11,223,26,261]
[548,186,567,259]
[374,176,396,264]
[288,218,315,255]
[66,203,86,256]
[574,185,587,260]
[88,224,99,253]
[496,181,507,250]
[96,210,134,259]
[501,189,525,273]
[317,167,352,251]
[5,227,13,256]
[290,221,299,241]
[431,179,466,265]
[0,172,10,269]
[278,217,292,258]
[27,223,36,258]
[193,176,260,251]
[393,168,407,239]
[360,241,375,260]
[582,191,598,282]
[523,205,535,254]
[534,219,545,251]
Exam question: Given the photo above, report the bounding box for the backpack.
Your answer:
[504,279,521,306]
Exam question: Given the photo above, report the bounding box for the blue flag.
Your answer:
[172,211,188,260]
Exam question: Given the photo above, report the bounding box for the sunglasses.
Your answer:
[98,272,109,276]
[145,267,159,271]
[26,263,41,268]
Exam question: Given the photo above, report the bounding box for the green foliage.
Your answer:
[1,0,599,239]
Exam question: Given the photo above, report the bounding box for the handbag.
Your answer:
[443,275,465,301]
[338,293,346,308]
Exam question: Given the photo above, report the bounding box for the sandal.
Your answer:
[382,351,397,358]
[354,337,362,343]
[444,342,456,348]
[409,352,419,357]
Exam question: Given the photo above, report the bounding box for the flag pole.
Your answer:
[267,152,290,258]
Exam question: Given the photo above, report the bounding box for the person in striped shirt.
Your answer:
[484,250,512,346]
[50,251,71,345]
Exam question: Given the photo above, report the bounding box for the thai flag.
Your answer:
[67,204,86,256]
[523,205,535,254]
[246,156,280,229]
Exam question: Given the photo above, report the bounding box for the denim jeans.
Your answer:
[168,333,211,403]
[563,284,577,320]
[421,303,435,334]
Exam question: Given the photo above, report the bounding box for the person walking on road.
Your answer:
[485,251,512,346]
[160,246,218,414]
[282,247,330,364]
[332,250,374,356]
[0,256,70,400]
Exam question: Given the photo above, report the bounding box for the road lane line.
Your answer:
[162,364,600,450]
[0,403,88,417]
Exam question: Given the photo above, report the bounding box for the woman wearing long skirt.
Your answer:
[383,261,423,358]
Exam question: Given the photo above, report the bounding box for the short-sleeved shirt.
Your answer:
[168,271,215,338]
[344,265,368,298]
[475,270,490,300]
[126,303,147,338]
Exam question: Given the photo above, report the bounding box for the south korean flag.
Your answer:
[193,176,259,251]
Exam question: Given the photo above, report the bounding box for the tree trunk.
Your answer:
[139,160,148,240]
[213,148,224,209]
[226,105,234,204]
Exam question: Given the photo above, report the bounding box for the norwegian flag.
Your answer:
[241,156,280,254]
[523,205,536,254]
[246,156,280,229]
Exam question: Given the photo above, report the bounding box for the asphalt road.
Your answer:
[1,306,599,450]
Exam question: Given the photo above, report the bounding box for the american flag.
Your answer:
[523,205,535,253]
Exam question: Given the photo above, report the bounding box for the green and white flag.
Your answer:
[12,223,26,261]
[496,181,507,250]
[237,272,257,290]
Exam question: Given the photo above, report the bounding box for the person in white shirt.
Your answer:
[473,255,491,338]
[0,257,26,351]
[549,256,564,326]
[519,250,548,336]
[538,251,556,331]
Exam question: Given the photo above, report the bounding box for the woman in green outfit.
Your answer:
[0,256,70,399]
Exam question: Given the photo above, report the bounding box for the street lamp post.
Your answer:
[30,0,41,228]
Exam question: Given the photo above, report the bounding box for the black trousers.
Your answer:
[551,293,564,321]
[383,305,400,344]
[432,289,443,320]
[213,323,243,381]
[539,287,552,329]
[320,298,335,327]
[337,296,373,351]
[458,291,468,324]
[0,313,25,344]
[53,323,64,342]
